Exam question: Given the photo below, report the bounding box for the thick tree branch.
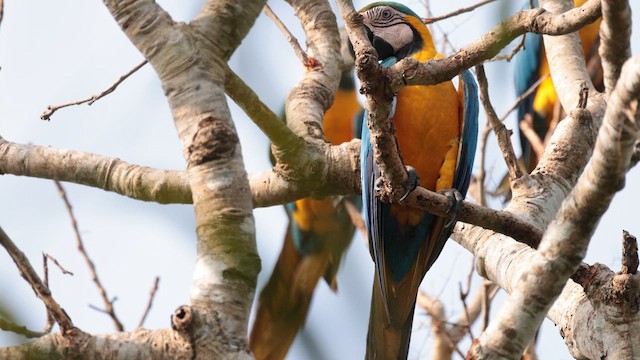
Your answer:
[338,0,410,203]
[101,1,266,358]
[0,329,192,358]
[470,57,640,359]
[224,66,300,152]
[541,0,605,117]
[384,0,602,92]
[0,137,192,204]
[599,0,631,95]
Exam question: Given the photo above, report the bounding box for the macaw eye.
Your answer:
[382,9,392,19]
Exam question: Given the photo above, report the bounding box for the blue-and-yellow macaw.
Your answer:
[359,3,478,359]
[250,69,362,360]
[515,0,602,172]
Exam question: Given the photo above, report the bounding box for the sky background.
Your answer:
[0,1,638,359]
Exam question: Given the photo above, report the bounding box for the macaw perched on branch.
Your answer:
[250,69,362,360]
[515,0,602,172]
[358,2,478,359]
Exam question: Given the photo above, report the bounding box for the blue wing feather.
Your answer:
[453,70,479,196]
[514,0,542,163]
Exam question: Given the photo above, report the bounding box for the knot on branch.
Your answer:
[572,232,640,317]
[188,116,239,167]
[522,8,547,34]
[171,305,193,332]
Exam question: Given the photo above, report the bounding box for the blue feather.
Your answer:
[513,0,542,164]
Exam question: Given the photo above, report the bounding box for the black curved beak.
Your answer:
[364,25,394,61]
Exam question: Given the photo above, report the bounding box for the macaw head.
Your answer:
[359,2,426,61]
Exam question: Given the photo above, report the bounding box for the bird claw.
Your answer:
[399,166,419,202]
[439,189,463,228]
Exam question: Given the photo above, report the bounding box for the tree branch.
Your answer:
[0,318,44,339]
[0,137,192,204]
[470,56,640,359]
[40,60,148,120]
[599,0,631,95]
[476,65,523,184]
[0,329,191,358]
[424,0,497,24]
[338,0,410,203]
[0,227,74,333]
[54,181,124,332]
[384,0,602,92]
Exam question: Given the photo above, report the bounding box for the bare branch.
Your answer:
[0,318,45,339]
[499,74,549,123]
[0,328,191,358]
[42,253,72,333]
[476,65,524,183]
[621,230,639,275]
[40,60,148,120]
[54,181,124,332]
[0,227,74,333]
[385,0,602,92]
[599,0,631,95]
[263,5,316,69]
[474,56,640,359]
[43,253,74,276]
[42,254,54,334]
[519,115,546,160]
[224,66,300,152]
[137,277,160,329]
[0,137,192,204]
[338,0,410,203]
[424,0,497,24]
[417,281,499,359]
[490,33,526,62]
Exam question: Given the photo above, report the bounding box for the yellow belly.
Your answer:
[390,81,461,226]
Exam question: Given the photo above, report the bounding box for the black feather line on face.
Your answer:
[394,26,423,60]
[362,6,424,61]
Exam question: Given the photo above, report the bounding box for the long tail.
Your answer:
[365,279,415,360]
[250,230,341,360]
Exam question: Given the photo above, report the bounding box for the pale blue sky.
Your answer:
[0,1,638,359]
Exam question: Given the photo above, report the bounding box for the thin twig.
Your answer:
[0,318,45,339]
[499,74,549,123]
[475,64,523,182]
[263,5,317,69]
[41,60,148,120]
[339,197,367,238]
[491,33,527,62]
[519,114,546,160]
[54,180,124,331]
[42,254,54,334]
[424,0,497,24]
[43,253,74,276]
[474,120,492,206]
[459,260,475,340]
[0,227,74,332]
[137,276,160,329]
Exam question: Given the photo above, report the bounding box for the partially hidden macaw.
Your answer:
[359,3,479,359]
[250,69,362,360]
[515,0,602,172]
